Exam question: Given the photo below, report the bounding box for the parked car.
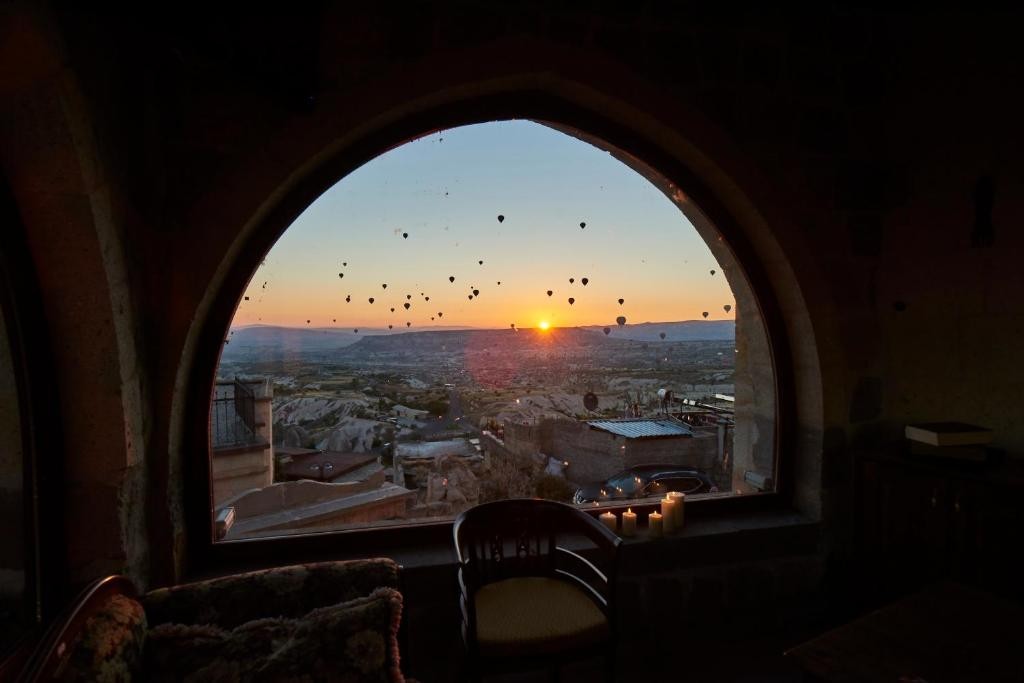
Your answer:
[572,464,718,504]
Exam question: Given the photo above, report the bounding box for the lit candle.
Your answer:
[599,510,617,533]
[621,508,637,537]
[660,496,676,534]
[648,511,663,538]
[668,491,686,528]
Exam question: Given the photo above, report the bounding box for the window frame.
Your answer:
[0,174,67,649]
[184,92,796,573]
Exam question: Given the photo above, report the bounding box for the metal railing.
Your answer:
[211,378,259,448]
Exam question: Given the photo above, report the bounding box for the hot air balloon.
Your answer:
[497,281,501,285]
[702,311,709,319]
[581,277,589,286]
[659,332,666,339]
[425,296,430,301]
[468,295,473,300]
[388,324,393,329]
[497,215,504,223]
[568,297,575,305]
[406,294,412,300]
[390,307,395,313]
[472,289,479,296]
[546,290,553,297]
[478,260,483,265]
[342,262,346,266]
[345,295,350,303]
[438,312,443,318]
[569,278,574,284]
[382,283,387,289]
[603,327,610,335]
[406,322,411,327]
[616,316,626,326]
[404,303,410,310]
[510,323,515,329]
[710,269,716,276]
[338,273,344,278]
[353,329,358,333]
[617,298,624,305]
[580,221,586,229]
[368,297,374,304]
[402,232,408,239]
[449,276,455,283]
[724,304,732,313]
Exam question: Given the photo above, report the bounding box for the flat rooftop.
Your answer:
[586,418,694,439]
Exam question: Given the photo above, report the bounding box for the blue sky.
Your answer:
[235,120,736,329]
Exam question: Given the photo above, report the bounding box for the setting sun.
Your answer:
[538,320,550,331]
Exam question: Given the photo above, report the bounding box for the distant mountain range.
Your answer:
[222,320,734,358]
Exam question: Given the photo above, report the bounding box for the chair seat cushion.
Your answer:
[474,577,608,657]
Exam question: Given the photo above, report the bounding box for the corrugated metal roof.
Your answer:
[586,419,693,439]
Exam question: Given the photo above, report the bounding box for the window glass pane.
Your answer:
[211,121,777,540]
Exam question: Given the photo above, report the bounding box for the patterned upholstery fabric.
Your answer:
[144,587,405,682]
[57,559,411,682]
[61,594,147,682]
[142,559,400,630]
[474,577,608,657]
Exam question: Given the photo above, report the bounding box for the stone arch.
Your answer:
[171,36,837,578]
[0,10,151,585]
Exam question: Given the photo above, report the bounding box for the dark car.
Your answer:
[572,464,718,504]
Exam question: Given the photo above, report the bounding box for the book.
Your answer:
[905,422,993,447]
[909,441,988,462]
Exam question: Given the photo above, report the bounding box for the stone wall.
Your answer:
[505,418,721,484]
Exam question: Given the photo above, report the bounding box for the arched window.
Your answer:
[208,121,777,541]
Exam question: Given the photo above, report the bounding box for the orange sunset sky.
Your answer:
[231,121,737,331]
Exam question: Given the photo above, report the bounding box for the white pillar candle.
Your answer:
[599,510,617,533]
[668,491,686,529]
[648,511,663,538]
[621,508,637,537]
[660,496,675,534]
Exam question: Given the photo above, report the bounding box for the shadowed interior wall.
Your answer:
[0,6,1021,594]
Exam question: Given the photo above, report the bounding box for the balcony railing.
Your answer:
[211,378,260,448]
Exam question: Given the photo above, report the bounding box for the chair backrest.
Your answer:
[21,575,143,682]
[453,498,620,588]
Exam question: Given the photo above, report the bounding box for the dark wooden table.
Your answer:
[786,581,1024,682]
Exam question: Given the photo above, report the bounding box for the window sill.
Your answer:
[198,506,818,582]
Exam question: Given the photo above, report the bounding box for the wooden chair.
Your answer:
[453,499,622,682]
